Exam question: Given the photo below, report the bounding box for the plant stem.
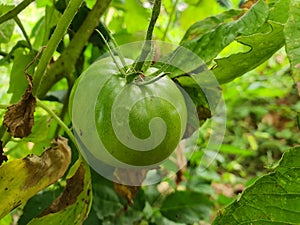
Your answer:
[133,0,161,72]
[36,99,76,146]
[33,0,84,95]
[36,99,84,162]
[14,16,32,49]
[35,0,112,98]
[162,0,179,41]
[96,30,126,76]
[0,0,34,24]
[106,28,127,68]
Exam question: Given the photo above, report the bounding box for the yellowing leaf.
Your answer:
[27,161,92,225]
[0,136,71,219]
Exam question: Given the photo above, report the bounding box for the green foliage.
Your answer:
[0,4,14,43]
[160,191,213,223]
[8,50,36,103]
[285,0,300,86]
[213,21,285,84]
[0,0,299,224]
[213,147,300,224]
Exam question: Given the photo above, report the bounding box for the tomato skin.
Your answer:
[70,57,187,167]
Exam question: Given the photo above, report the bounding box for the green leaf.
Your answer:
[160,191,213,224]
[181,9,243,43]
[211,0,290,84]
[156,0,269,79]
[284,0,300,89]
[123,0,150,33]
[213,147,300,224]
[181,0,268,64]
[213,21,285,84]
[23,115,52,143]
[268,0,291,23]
[7,49,36,103]
[27,161,92,225]
[0,4,14,43]
[0,20,14,43]
[89,170,123,220]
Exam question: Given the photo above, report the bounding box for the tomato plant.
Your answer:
[70,57,187,167]
[0,0,300,224]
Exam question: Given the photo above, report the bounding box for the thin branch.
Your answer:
[33,0,85,95]
[36,99,76,145]
[162,0,179,41]
[0,0,34,24]
[35,0,112,98]
[133,0,161,72]
[14,16,32,49]
[96,29,126,76]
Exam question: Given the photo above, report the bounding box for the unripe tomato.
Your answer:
[70,57,187,167]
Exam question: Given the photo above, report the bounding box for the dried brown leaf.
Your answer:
[175,140,187,185]
[23,136,72,189]
[40,163,85,216]
[113,168,148,203]
[3,74,36,138]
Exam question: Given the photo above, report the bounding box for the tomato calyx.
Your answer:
[125,66,170,86]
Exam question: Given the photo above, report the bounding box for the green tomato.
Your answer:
[70,57,187,167]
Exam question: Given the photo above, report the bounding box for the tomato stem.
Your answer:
[96,30,127,77]
[134,73,169,86]
[36,99,76,147]
[14,16,32,49]
[133,0,161,73]
[34,0,112,98]
[32,0,84,95]
[105,27,127,69]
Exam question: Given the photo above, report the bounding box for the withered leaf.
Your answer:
[113,168,148,204]
[40,163,85,216]
[3,74,36,138]
[175,140,187,185]
[23,136,72,189]
[0,136,71,219]
[0,141,8,166]
[26,161,92,225]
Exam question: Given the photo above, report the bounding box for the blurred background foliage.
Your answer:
[0,0,299,224]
